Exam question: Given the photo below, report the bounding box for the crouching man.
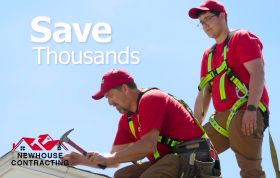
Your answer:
[62,69,221,178]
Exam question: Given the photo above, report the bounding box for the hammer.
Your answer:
[57,128,107,169]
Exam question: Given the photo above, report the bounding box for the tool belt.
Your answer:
[171,138,222,178]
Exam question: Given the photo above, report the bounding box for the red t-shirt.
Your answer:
[200,29,269,113]
[113,89,204,163]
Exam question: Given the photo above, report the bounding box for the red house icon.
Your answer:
[12,134,68,151]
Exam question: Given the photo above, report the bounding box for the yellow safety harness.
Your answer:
[127,88,206,161]
[199,30,279,177]
[198,30,269,137]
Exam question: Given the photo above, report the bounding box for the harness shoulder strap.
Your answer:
[208,44,216,72]
[136,88,158,115]
[127,111,137,140]
[208,30,238,71]
[127,88,158,140]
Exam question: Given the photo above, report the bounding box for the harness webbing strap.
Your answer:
[153,148,161,161]
[258,102,267,113]
[226,97,248,130]
[219,72,227,102]
[210,115,228,137]
[127,112,137,140]
[229,74,248,97]
[202,87,206,116]
[170,93,207,139]
[207,52,213,72]
[208,45,216,86]
[158,136,180,148]
[223,45,227,60]
[199,73,215,91]
[269,128,280,178]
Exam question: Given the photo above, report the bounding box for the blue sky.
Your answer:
[0,0,279,177]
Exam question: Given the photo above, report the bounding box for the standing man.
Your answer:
[62,69,215,178]
[189,0,269,177]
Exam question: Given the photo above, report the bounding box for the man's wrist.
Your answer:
[246,105,257,111]
[108,152,117,165]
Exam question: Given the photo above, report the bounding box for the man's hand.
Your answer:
[241,110,257,135]
[61,151,85,166]
[86,152,114,168]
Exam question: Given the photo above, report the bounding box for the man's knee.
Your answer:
[204,122,229,154]
[114,162,153,178]
[140,154,179,178]
[113,168,127,178]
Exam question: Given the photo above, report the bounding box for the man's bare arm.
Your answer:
[85,128,159,167]
[193,81,212,124]
[108,128,159,165]
[61,143,133,168]
[243,58,264,109]
[242,58,264,135]
[81,143,133,168]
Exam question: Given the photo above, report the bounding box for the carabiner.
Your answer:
[235,83,248,99]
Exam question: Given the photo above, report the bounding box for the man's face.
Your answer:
[104,87,128,114]
[198,11,223,38]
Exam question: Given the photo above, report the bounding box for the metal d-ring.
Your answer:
[235,83,248,99]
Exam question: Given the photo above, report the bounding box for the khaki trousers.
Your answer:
[114,154,180,178]
[204,109,266,178]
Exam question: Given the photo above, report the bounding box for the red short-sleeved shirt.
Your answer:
[200,29,269,113]
[113,89,204,163]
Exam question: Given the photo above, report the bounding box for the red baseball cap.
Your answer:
[188,0,227,19]
[92,69,134,100]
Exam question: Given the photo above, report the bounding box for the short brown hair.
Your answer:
[112,82,138,91]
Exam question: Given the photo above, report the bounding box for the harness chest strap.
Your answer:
[127,88,206,161]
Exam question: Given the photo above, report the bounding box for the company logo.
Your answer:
[12,134,68,151]
[101,79,104,84]
[11,134,69,166]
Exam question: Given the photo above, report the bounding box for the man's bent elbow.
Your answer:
[144,139,157,155]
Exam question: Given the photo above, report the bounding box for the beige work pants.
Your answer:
[114,154,180,178]
[204,109,266,178]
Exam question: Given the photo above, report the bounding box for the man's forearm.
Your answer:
[194,85,212,124]
[80,153,120,168]
[247,71,264,107]
[109,138,154,165]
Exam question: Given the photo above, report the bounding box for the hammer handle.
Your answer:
[68,140,86,154]
[67,140,107,169]
[83,151,107,170]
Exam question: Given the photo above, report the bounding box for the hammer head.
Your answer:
[57,128,74,147]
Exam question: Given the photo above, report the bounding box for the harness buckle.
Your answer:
[227,71,235,80]
[160,136,167,145]
[210,69,218,78]
[162,137,177,148]
[235,83,248,99]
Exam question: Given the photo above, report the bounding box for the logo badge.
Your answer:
[11,134,69,166]
[12,134,68,151]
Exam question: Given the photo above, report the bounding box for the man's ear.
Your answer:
[219,12,226,23]
[122,84,129,93]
